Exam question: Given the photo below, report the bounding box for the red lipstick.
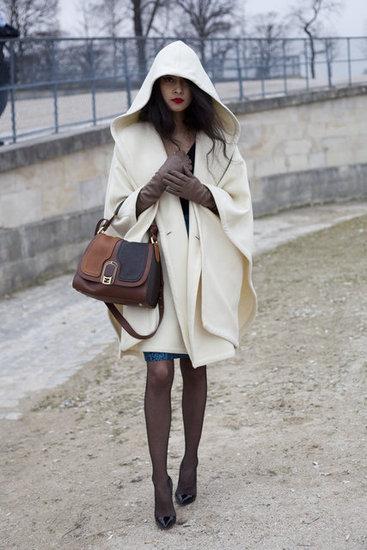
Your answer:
[171,98,184,104]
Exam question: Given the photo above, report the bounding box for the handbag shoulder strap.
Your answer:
[105,275,164,340]
[95,198,158,240]
[95,198,127,235]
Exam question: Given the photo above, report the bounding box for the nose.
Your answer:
[174,78,184,94]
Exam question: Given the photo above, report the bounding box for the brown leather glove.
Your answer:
[162,165,219,216]
[136,151,192,218]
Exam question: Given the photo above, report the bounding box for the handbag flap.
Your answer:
[79,236,154,287]
[117,241,152,285]
[80,234,120,277]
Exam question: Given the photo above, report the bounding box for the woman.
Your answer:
[103,40,257,530]
[0,10,19,145]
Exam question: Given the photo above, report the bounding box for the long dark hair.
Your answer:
[138,76,232,171]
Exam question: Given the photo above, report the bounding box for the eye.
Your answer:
[163,76,173,82]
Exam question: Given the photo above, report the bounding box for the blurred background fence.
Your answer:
[1,35,367,144]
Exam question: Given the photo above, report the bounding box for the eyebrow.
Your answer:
[163,75,187,80]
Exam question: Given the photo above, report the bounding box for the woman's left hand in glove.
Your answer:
[162,165,219,215]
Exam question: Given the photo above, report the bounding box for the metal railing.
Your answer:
[0,35,366,145]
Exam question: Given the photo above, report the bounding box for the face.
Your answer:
[159,74,193,112]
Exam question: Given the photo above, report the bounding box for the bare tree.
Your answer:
[72,0,100,38]
[0,0,60,85]
[249,11,290,79]
[323,36,339,85]
[232,0,247,38]
[86,0,169,79]
[0,0,60,37]
[175,0,237,65]
[86,0,129,37]
[288,0,343,78]
[72,0,237,85]
[230,1,253,81]
[251,10,289,39]
[129,0,171,75]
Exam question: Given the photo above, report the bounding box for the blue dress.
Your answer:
[143,141,195,363]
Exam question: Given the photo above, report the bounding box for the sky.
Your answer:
[245,0,366,37]
[59,0,366,37]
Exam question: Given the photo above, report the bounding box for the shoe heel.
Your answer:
[153,475,176,530]
[175,465,197,506]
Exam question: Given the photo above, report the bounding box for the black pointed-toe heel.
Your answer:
[155,513,176,530]
[153,476,176,530]
[175,463,197,506]
[175,490,196,505]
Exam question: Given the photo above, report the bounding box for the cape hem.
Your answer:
[190,347,236,368]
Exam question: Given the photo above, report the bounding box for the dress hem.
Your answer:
[117,343,236,367]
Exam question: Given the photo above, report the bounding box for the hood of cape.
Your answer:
[110,40,240,146]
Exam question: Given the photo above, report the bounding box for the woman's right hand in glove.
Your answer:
[135,150,192,218]
[158,150,193,177]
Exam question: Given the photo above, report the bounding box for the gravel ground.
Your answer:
[0,214,366,550]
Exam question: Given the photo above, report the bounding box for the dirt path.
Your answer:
[1,214,366,550]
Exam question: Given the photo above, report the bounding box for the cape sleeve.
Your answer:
[201,146,254,255]
[102,143,142,238]
[198,145,257,338]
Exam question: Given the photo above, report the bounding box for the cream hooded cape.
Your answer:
[103,40,257,367]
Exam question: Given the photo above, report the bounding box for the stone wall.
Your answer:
[0,127,112,229]
[1,84,366,296]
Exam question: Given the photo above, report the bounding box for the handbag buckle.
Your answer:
[101,261,118,284]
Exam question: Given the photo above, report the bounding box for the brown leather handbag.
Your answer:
[72,199,164,339]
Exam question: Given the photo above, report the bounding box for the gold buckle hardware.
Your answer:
[101,261,118,285]
[97,225,106,234]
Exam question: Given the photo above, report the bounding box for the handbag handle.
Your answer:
[94,198,158,241]
[94,197,164,339]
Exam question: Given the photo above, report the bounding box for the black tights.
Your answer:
[144,357,207,515]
